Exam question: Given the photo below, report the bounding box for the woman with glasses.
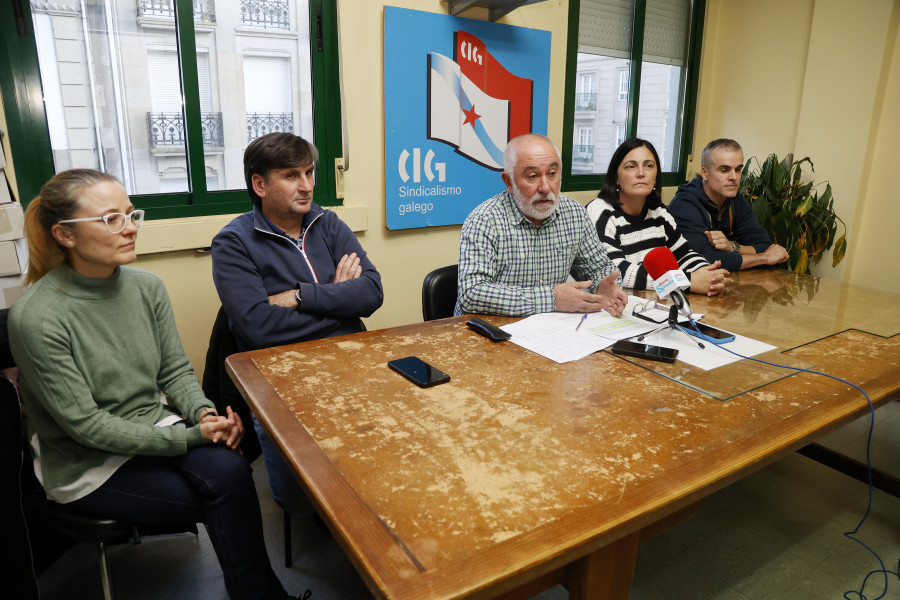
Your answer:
[8,169,308,600]
[587,139,732,296]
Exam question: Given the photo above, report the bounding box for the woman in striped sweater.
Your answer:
[586,138,731,296]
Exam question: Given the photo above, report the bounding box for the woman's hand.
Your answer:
[690,261,733,296]
[199,406,245,450]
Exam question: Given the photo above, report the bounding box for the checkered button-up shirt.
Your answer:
[454,190,618,316]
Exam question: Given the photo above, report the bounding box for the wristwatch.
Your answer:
[731,241,741,253]
[295,287,303,308]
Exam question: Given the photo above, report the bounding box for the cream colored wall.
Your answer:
[692,0,813,171]
[694,0,900,291]
[849,7,900,292]
[793,0,896,285]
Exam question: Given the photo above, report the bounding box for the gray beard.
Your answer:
[512,185,559,222]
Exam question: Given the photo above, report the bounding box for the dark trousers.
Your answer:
[68,445,287,600]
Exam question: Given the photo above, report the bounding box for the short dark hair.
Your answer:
[243,133,319,207]
[701,138,742,169]
[598,138,663,210]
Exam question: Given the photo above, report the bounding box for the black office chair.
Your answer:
[202,306,261,463]
[1,375,197,600]
[422,264,459,321]
[202,306,294,567]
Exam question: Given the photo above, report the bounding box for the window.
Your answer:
[0,0,342,219]
[575,74,596,111]
[244,56,294,142]
[573,127,595,167]
[562,0,704,190]
[618,69,629,101]
[241,0,290,29]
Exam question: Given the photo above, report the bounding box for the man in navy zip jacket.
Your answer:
[212,132,383,515]
[668,138,788,271]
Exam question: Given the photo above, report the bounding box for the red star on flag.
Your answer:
[462,104,481,126]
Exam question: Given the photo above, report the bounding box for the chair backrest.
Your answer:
[201,306,261,462]
[421,265,459,321]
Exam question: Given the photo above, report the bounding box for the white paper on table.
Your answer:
[500,312,615,363]
[636,325,776,370]
[582,311,657,341]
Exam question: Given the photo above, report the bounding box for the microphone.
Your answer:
[644,247,692,319]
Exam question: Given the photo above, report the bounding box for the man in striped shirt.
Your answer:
[455,134,627,317]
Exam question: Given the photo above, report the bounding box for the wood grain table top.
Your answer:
[226,270,900,600]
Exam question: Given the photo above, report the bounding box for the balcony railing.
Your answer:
[147,112,224,148]
[137,0,216,23]
[572,144,594,163]
[574,93,596,111]
[240,0,290,29]
[246,112,294,142]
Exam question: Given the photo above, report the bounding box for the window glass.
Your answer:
[635,0,691,172]
[200,0,315,192]
[571,54,630,175]
[570,0,633,176]
[31,0,188,195]
[27,0,315,197]
[564,0,699,185]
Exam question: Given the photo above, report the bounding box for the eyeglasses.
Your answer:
[631,299,672,324]
[58,210,145,234]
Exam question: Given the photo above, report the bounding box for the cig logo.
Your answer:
[398,148,446,183]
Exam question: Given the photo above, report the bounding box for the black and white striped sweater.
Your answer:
[586,197,709,290]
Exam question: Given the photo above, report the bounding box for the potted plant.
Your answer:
[739,153,847,274]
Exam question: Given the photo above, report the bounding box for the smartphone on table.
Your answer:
[388,356,451,388]
[681,322,736,344]
[611,340,679,364]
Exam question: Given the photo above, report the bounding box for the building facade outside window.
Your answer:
[563,0,703,188]
[0,0,340,218]
[618,69,629,101]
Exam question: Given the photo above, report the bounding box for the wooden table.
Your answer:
[226,270,900,600]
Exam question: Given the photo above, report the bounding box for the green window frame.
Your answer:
[0,0,343,218]
[561,0,705,191]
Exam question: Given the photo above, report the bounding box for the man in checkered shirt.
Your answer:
[455,133,627,317]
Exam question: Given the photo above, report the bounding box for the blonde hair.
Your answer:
[24,169,119,285]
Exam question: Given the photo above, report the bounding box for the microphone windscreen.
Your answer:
[644,247,680,280]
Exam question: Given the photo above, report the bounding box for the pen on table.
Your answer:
[575,313,588,331]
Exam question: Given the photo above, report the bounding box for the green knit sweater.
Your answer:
[9,265,213,503]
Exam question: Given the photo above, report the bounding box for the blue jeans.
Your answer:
[252,414,314,516]
[68,445,287,600]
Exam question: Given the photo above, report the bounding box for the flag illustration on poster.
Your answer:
[427,31,534,170]
[384,7,550,229]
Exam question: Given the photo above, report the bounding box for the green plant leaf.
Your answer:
[814,230,829,255]
[832,234,847,267]
[794,156,814,173]
[760,156,774,189]
[740,153,844,270]
[820,183,832,208]
[740,157,753,189]
[795,194,813,217]
[787,246,799,271]
[794,249,810,274]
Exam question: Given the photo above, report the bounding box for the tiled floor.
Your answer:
[34,400,900,600]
